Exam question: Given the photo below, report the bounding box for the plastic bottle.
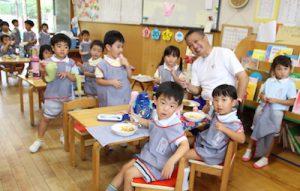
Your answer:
[31,56,40,78]
[19,44,25,58]
[133,92,153,119]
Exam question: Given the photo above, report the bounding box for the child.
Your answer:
[242,55,297,169]
[38,23,51,46]
[106,81,189,191]
[0,21,11,37]
[183,84,245,185]
[95,30,132,107]
[11,19,21,48]
[154,45,184,84]
[23,20,37,54]
[0,35,14,56]
[83,40,104,97]
[29,33,78,153]
[79,30,91,63]
[39,44,53,60]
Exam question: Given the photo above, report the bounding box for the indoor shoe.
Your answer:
[242,148,252,162]
[253,157,269,169]
[29,139,43,153]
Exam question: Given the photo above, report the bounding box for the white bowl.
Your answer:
[111,123,138,137]
[183,111,206,122]
[183,99,200,107]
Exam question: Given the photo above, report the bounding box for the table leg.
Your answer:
[29,86,35,126]
[38,89,42,109]
[19,77,24,112]
[131,80,137,89]
[92,142,101,191]
[138,81,145,91]
[69,116,76,167]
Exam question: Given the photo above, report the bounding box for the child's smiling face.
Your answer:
[90,45,103,59]
[106,40,123,59]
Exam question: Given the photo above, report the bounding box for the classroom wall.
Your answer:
[219,0,259,32]
[79,21,221,75]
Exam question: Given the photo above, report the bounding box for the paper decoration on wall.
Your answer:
[142,27,151,38]
[73,0,100,20]
[162,29,173,41]
[163,2,175,17]
[175,31,184,42]
[151,28,161,40]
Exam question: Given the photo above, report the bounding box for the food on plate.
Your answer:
[120,126,135,132]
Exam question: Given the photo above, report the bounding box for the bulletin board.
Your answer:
[142,0,221,30]
[73,0,142,25]
[221,24,253,50]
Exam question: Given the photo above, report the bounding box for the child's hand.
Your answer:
[111,79,122,88]
[215,122,225,132]
[161,158,175,179]
[39,61,46,72]
[120,54,130,67]
[57,72,68,79]
[266,97,277,104]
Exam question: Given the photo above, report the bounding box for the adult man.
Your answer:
[184,29,248,106]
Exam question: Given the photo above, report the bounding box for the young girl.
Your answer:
[242,55,297,169]
[153,45,184,84]
[182,84,245,188]
[38,23,51,46]
[39,44,53,60]
[83,40,104,96]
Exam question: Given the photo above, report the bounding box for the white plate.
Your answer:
[183,111,206,122]
[111,123,138,137]
[183,99,200,107]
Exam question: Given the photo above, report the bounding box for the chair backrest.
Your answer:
[222,141,238,175]
[63,97,98,129]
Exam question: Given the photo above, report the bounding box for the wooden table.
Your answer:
[18,75,46,126]
[131,76,154,91]
[68,105,149,191]
[0,57,30,83]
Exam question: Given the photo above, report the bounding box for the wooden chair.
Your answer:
[0,64,24,84]
[189,141,238,191]
[131,157,185,191]
[63,97,98,160]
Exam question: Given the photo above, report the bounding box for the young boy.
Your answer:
[95,30,132,107]
[23,20,37,54]
[79,30,91,63]
[0,21,12,37]
[11,19,21,48]
[29,33,78,153]
[106,81,190,191]
[39,23,51,46]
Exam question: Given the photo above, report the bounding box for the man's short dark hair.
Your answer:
[0,34,10,43]
[80,30,90,36]
[185,29,205,40]
[90,40,104,50]
[156,81,184,105]
[50,33,71,48]
[104,30,125,46]
[12,19,18,25]
[25,20,34,27]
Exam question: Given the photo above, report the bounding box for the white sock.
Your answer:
[182,167,190,191]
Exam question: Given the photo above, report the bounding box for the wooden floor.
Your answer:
[0,76,300,191]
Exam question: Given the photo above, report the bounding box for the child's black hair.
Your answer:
[41,23,48,29]
[212,84,237,100]
[104,30,125,46]
[156,81,184,105]
[80,30,90,36]
[90,40,104,50]
[270,55,292,72]
[0,34,10,43]
[25,20,34,27]
[39,44,53,60]
[185,29,205,41]
[1,21,9,27]
[11,19,18,25]
[50,33,71,48]
[158,45,183,71]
